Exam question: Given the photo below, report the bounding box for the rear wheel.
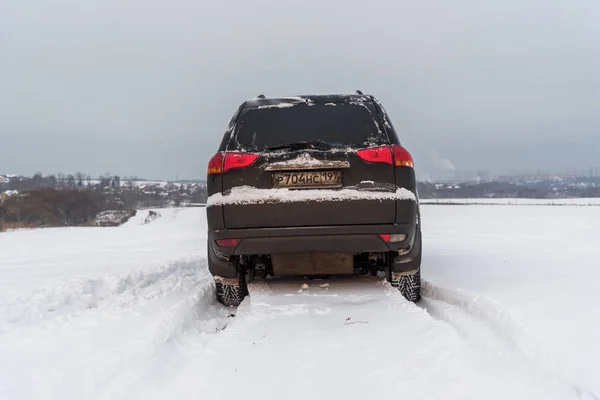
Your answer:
[391,269,421,302]
[386,235,422,302]
[215,272,248,307]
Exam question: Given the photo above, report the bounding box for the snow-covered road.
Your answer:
[0,205,598,400]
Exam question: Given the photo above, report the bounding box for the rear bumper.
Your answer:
[208,224,421,278]
[209,223,418,255]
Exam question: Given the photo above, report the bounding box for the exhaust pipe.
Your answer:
[368,252,378,265]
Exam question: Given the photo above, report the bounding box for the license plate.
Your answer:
[272,170,342,189]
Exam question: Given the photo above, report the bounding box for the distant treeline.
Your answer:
[0,188,125,230]
[3,172,134,192]
[1,173,207,207]
[417,179,600,199]
[0,173,207,231]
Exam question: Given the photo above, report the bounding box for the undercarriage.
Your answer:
[214,249,421,307]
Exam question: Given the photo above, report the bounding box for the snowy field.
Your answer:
[421,197,600,206]
[0,205,599,400]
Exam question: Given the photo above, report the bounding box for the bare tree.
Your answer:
[45,175,58,188]
[57,173,65,187]
[32,172,43,189]
[112,175,121,191]
[75,172,86,188]
[99,174,111,189]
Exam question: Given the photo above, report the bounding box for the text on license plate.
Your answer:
[272,170,342,188]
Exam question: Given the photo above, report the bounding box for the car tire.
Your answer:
[389,231,422,302]
[215,273,248,307]
[395,269,421,302]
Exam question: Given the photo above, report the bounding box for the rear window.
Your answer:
[230,103,387,150]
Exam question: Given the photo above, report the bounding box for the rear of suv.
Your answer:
[206,92,422,306]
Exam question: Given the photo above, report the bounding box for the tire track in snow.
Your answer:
[125,276,578,400]
[0,258,232,400]
[0,261,231,399]
[119,276,469,400]
[89,276,233,400]
[421,280,599,400]
[0,257,202,329]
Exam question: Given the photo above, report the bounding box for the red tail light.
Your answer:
[379,234,391,242]
[223,152,259,172]
[392,145,414,168]
[356,146,393,165]
[207,152,259,175]
[379,233,407,242]
[216,238,240,247]
[207,152,224,175]
[356,145,414,168]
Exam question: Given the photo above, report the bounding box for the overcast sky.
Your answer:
[1,0,599,180]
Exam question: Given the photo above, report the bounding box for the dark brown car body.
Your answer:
[206,93,421,281]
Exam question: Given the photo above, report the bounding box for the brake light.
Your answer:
[356,146,393,165]
[379,234,407,242]
[207,152,224,175]
[216,239,240,247]
[392,145,414,168]
[223,152,259,172]
[207,152,259,175]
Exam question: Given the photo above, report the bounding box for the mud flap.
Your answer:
[391,228,421,274]
[208,241,238,278]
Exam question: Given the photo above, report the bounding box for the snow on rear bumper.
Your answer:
[206,185,416,207]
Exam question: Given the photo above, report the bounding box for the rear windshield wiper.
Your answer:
[264,140,332,151]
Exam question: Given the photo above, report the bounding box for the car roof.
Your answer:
[242,93,375,109]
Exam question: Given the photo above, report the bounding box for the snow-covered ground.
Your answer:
[0,205,598,399]
[421,197,600,206]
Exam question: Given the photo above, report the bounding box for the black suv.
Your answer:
[206,92,422,306]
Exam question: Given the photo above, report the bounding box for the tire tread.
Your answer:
[390,269,421,302]
[215,273,248,307]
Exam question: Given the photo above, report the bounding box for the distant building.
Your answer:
[454,170,463,182]
[0,190,18,203]
[477,170,491,182]
[0,176,8,184]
